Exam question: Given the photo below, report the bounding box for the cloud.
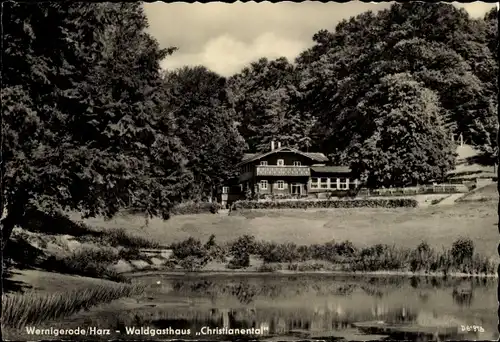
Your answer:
[161,33,307,76]
[146,2,496,77]
[454,2,497,18]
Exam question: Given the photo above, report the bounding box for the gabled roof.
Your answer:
[237,146,328,166]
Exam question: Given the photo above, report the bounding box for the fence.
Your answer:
[357,184,469,197]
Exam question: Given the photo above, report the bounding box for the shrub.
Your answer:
[258,263,282,272]
[306,240,357,262]
[226,235,256,269]
[298,263,325,271]
[451,238,474,264]
[258,242,300,263]
[118,247,144,261]
[204,235,227,263]
[227,253,250,269]
[335,240,357,256]
[326,190,358,199]
[171,237,206,259]
[351,245,409,272]
[41,248,126,282]
[231,198,418,211]
[170,202,221,216]
[229,235,257,256]
[170,236,227,270]
[179,256,207,271]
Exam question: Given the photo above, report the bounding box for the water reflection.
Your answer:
[53,275,498,341]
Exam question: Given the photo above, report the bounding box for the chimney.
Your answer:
[277,141,281,148]
[271,141,275,151]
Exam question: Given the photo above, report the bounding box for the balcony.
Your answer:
[256,166,311,177]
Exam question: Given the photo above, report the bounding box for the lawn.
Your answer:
[78,199,498,259]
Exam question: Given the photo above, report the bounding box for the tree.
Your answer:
[228,57,315,152]
[345,73,456,187]
[2,3,191,250]
[296,2,497,175]
[162,66,247,200]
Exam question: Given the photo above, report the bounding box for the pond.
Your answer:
[41,274,499,341]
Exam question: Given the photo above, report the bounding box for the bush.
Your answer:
[229,235,257,256]
[258,263,282,272]
[325,190,358,199]
[204,234,227,263]
[227,253,250,269]
[170,236,227,270]
[118,247,144,261]
[170,202,221,215]
[231,198,418,210]
[307,240,357,262]
[297,263,325,272]
[41,248,126,282]
[451,238,474,264]
[171,237,206,259]
[179,256,207,271]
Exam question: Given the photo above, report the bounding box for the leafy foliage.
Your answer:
[231,198,418,210]
[162,66,246,201]
[345,73,456,186]
[296,3,497,186]
[228,57,315,152]
[2,3,191,248]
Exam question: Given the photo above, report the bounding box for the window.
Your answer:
[260,161,268,166]
[339,178,348,189]
[277,159,284,166]
[330,178,338,189]
[277,180,285,190]
[222,186,229,194]
[260,180,268,190]
[311,178,319,189]
[320,178,328,189]
[293,161,301,166]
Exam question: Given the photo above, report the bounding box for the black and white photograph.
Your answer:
[1,1,498,341]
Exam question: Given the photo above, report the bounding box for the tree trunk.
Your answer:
[1,197,27,253]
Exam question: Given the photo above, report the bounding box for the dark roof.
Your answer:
[242,153,259,162]
[311,166,351,173]
[237,146,328,166]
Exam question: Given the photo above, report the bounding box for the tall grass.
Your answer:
[2,283,146,328]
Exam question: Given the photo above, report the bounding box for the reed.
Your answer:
[2,283,146,328]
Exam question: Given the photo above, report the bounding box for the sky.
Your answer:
[144,1,498,77]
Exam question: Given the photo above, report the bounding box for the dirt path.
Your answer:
[436,193,465,205]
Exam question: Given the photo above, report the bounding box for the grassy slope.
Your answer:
[5,269,121,294]
[80,199,497,258]
[458,183,497,202]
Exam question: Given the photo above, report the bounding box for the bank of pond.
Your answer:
[3,274,497,341]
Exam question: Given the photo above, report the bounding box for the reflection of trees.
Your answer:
[170,278,358,304]
[168,277,489,309]
[452,288,473,307]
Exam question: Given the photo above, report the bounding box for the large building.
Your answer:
[220,141,357,207]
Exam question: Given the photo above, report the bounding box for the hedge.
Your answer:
[230,198,418,210]
[170,202,221,215]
